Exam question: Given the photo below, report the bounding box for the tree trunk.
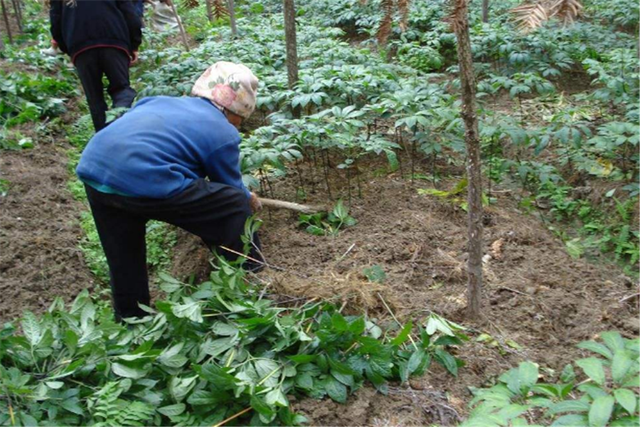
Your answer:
[452,0,483,319]
[227,0,237,37]
[1,0,13,44]
[205,0,213,22]
[283,0,300,117]
[482,0,489,23]
[11,0,21,33]
[168,0,190,51]
[0,25,5,51]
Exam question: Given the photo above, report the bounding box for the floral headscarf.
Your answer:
[191,61,259,119]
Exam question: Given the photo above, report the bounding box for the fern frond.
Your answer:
[510,0,583,31]
[548,0,583,25]
[182,0,200,9]
[91,383,122,426]
[510,3,551,31]
[212,0,229,20]
[114,401,155,426]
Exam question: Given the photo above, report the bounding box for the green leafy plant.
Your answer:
[298,200,357,236]
[0,252,463,426]
[463,331,640,427]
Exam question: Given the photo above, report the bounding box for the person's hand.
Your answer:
[131,51,139,64]
[250,192,262,213]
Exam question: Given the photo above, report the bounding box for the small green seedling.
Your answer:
[363,265,386,283]
[298,200,357,236]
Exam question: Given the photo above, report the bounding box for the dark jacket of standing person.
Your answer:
[49,0,142,63]
[49,0,143,132]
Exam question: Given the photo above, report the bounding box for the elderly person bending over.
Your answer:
[76,62,263,321]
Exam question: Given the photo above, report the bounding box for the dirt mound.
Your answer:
[0,143,95,323]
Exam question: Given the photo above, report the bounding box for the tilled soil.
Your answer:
[168,155,638,424]
[0,142,96,323]
[249,157,639,425]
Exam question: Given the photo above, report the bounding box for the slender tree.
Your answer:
[482,0,489,23]
[168,0,190,51]
[0,0,12,44]
[11,0,21,33]
[283,0,299,117]
[205,0,213,22]
[451,0,483,319]
[0,25,5,51]
[227,0,237,37]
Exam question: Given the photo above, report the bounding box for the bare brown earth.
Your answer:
[0,141,96,323]
[170,153,639,425]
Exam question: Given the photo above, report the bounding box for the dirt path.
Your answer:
[0,142,95,323]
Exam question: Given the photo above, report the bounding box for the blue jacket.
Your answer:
[76,96,250,199]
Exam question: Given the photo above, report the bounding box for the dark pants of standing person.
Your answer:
[85,179,263,320]
[74,48,136,132]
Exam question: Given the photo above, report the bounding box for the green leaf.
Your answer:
[601,332,625,353]
[255,359,280,388]
[251,395,275,417]
[111,362,147,379]
[518,361,539,391]
[45,381,64,390]
[435,348,458,377]
[158,272,182,293]
[21,311,42,346]
[201,337,235,358]
[613,389,637,415]
[588,395,614,427]
[171,299,203,323]
[578,384,609,400]
[577,341,613,359]
[610,416,640,427]
[265,388,289,407]
[497,404,529,420]
[157,403,186,417]
[187,390,221,406]
[390,321,413,346]
[61,398,84,415]
[551,414,589,427]
[331,370,354,387]
[611,350,633,384]
[198,364,237,390]
[363,265,386,284]
[548,400,591,415]
[287,354,316,364]
[295,372,314,390]
[576,358,606,385]
[407,348,429,377]
[560,364,575,383]
[211,322,239,336]
[324,376,347,403]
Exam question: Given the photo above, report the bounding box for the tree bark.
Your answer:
[283,0,300,117]
[205,0,213,22]
[0,24,5,51]
[452,0,483,319]
[482,0,489,23]
[227,0,237,37]
[168,0,190,51]
[1,0,13,44]
[11,0,21,33]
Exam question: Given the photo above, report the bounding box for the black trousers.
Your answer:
[85,179,263,320]
[74,48,137,132]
